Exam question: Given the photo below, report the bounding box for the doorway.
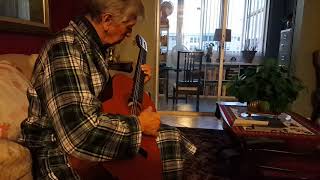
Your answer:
[157,0,273,113]
[158,0,224,113]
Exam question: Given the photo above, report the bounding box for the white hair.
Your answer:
[88,0,145,22]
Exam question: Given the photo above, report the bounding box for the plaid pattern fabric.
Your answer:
[19,17,196,180]
[157,124,197,179]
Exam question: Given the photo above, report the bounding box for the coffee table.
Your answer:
[216,102,320,180]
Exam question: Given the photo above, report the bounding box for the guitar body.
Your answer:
[100,74,161,180]
[102,74,156,114]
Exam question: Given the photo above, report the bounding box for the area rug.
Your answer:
[178,127,233,180]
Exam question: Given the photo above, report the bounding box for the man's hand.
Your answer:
[141,64,151,84]
[138,106,160,136]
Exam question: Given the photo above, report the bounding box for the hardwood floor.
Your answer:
[157,95,217,113]
[157,94,222,130]
[160,112,223,130]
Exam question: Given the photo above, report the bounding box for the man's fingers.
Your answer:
[141,65,152,76]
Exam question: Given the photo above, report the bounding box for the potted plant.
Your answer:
[227,59,304,113]
[241,41,257,63]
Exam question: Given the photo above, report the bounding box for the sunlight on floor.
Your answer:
[161,114,223,130]
[157,95,217,113]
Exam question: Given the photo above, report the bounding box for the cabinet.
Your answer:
[159,25,169,65]
[278,28,293,68]
[202,62,260,98]
[159,25,169,95]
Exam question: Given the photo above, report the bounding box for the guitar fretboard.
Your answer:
[131,35,148,115]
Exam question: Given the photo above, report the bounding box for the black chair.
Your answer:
[172,51,204,111]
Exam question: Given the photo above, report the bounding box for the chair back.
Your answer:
[176,51,204,85]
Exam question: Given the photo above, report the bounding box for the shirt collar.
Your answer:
[73,16,107,56]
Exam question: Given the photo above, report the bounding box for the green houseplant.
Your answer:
[227,59,304,113]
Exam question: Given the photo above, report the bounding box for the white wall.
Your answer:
[291,0,320,117]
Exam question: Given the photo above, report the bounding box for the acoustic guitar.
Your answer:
[102,34,156,114]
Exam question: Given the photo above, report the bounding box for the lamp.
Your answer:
[213,28,231,61]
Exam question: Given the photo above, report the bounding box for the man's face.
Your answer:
[102,17,137,45]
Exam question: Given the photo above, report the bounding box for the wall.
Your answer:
[0,0,87,54]
[291,0,320,117]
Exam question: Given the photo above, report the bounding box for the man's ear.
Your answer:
[101,13,112,28]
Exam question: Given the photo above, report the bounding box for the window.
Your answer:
[227,0,268,53]
[243,0,268,53]
[166,0,269,54]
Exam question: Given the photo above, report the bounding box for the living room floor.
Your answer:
[158,94,223,130]
[157,95,218,113]
[160,114,223,130]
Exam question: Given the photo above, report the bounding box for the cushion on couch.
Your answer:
[0,54,37,180]
[0,139,33,180]
[0,61,31,141]
[0,54,38,80]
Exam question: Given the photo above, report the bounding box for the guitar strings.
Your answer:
[131,35,147,116]
[131,50,145,115]
[131,50,141,115]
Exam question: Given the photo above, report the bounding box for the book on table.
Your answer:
[233,113,285,128]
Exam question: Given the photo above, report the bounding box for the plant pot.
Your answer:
[248,100,270,113]
[241,50,257,63]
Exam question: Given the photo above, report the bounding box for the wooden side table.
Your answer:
[216,102,320,180]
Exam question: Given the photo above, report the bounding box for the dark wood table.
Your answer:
[216,102,320,180]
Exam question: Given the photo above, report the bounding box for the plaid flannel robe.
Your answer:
[19,17,196,180]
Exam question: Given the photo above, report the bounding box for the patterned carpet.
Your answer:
[178,127,320,180]
[178,127,234,180]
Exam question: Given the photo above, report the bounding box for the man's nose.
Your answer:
[126,29,133,37]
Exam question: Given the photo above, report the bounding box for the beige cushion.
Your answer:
[0,54,35,180]
[0,54,38,80]
[0,61,31,141]
[0,139,33,180]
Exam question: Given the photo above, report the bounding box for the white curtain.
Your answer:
[166,0,268,56]
[167,0,222,66]
[17,0,30,20]
[242,0,268,54]
[168,0,222,51]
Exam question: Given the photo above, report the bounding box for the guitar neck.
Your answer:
[131,35,148,115]
[132,49,146,103]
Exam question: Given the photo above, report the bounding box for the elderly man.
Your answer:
[19,0,196,179]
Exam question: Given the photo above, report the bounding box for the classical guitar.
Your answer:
[101,35,161,179]
[102,34,156,114]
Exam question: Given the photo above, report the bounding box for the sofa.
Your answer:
[0,54,38,180]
